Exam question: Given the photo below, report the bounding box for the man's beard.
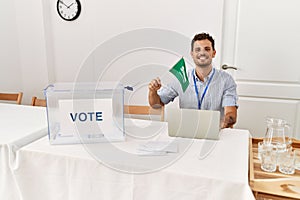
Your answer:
[192,54,211,68]
[196,60,212,68]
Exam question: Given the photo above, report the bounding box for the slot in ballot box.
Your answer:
[44,82,124,144]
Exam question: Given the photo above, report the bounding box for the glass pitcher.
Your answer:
[263,117,291,152]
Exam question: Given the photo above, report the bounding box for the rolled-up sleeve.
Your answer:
[222,75,238,108]
[157,84,179,105]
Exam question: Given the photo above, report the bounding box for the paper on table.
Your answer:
[138,141,178,153]
[136,150,168,156]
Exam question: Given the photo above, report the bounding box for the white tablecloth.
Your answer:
[0,103,47,200]
[13,119,255,200]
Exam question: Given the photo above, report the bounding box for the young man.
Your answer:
[148,33,238,128]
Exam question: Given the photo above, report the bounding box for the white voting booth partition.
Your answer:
[44,82,124,144]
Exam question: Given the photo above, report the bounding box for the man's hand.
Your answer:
[221,106,237,128]
[148,77,164,107]
[148,77,162,92]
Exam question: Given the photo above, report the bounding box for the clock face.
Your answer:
[57,0,81,21]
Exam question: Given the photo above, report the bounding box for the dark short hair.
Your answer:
[191,33,215,51]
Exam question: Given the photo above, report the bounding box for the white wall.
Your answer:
[0,0,50,105]
[0,0,22,92]
[1,0,224,105]
[43,0,223,104]
[46,0,224,85]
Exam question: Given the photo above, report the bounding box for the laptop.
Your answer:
[165,108,221,140]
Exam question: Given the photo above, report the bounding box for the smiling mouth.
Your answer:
[199,56,207,61]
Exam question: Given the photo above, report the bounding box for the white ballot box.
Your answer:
[44,82,124,144]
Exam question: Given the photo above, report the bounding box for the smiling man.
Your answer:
[148,33,238,128]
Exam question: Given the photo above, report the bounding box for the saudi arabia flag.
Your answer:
[169,57,189,92]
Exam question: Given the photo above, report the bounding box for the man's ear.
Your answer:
[212,50,216,58]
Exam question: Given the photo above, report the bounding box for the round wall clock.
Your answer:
[57,0,81,21]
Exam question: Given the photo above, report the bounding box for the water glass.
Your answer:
[260,146,277,172]
[294,150,300,170]
[278,150,295,175]
[257,141,264,160]
[258,141,275,161]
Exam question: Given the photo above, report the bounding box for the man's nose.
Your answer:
[197,51,206,56]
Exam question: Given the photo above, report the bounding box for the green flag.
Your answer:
[169,57,189,92]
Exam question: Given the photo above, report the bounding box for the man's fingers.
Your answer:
[156,77,161,85]
[222,115,236,128]
[148,78,162,92]
[152,78,161,87]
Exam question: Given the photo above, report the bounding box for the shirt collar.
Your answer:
[193,67,215,82]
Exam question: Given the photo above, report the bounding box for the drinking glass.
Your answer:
[260,145,277,172]
[278,150,295,175]
[294,150,300,170]
[257,141,263,160]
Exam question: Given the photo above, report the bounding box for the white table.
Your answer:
[0,103,47,200]
[13,119,255,200]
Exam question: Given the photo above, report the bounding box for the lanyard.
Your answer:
[193,68,215,110]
